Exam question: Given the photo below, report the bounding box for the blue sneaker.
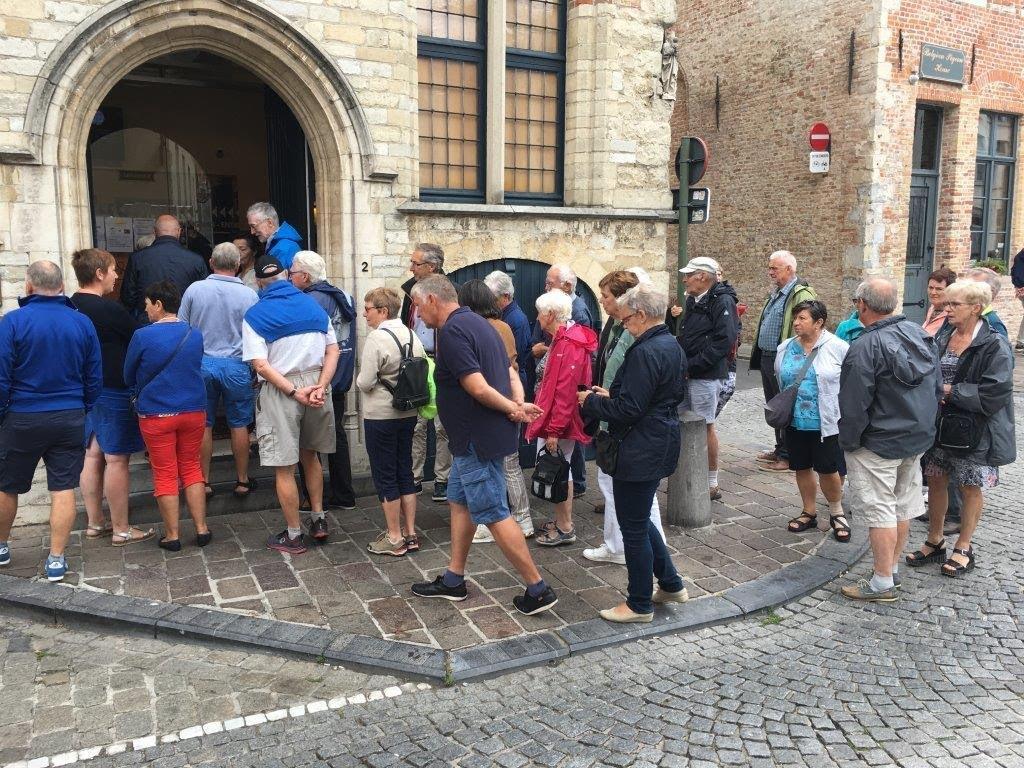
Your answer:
[0,542,10,566]
[44,555,67,583]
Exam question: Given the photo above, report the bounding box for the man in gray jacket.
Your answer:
[837,278,941,602]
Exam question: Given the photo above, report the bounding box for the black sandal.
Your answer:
[787,513,818,532]
[906,539,945,567]
[204,484,215,498]
[233,478,257,498]
[941,546,975,578]
[829,514,851,543]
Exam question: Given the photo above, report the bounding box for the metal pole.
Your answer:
[676,137,690,311]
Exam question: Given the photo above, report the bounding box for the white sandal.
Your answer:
[111,527,156,547]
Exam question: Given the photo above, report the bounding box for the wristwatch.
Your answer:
[288,387,298,398]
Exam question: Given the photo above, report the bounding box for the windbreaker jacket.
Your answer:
[838,315,941,459]
[933,321,1016,466]
[305,280,356,391]
[580,324,688,481]
[676,281,739,381]
[525,322,598,443]
[749,279,816,372]
[265,222,303,270]
[774,330,849,438]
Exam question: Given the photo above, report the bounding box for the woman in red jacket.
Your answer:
[526,290,598,546]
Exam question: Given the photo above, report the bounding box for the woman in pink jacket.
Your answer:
[526,290,598,546]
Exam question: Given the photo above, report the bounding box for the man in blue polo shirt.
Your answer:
[0,260,102,582]
[408,275,557,616]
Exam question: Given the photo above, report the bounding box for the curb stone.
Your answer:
[0,527,869,682]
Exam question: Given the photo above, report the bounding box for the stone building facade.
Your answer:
[669,0,1024,338]
[1,0,677,521]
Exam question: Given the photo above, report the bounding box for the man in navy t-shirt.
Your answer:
[408,275,558,616]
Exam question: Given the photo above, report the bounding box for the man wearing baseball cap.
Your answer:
[242,256,339,555]
[676,256,739,501]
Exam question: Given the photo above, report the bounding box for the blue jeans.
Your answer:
[613,477,684,614]
[448,443,510,525]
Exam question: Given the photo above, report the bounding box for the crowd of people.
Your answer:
[0,213,1016,621]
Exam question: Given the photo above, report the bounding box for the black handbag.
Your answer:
[764,347,820,430]
[594,428,630,476]
[531,447,570,503]
[937,406,984,454]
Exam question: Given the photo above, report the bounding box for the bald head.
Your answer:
[154,215,181,237]
[26,260,64,296]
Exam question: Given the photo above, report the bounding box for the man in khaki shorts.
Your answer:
[242,256,339,555]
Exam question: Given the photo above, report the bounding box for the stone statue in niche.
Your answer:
[659,30,679,100]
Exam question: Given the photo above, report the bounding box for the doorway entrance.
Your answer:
[903,105,943,323]
[87,51,316,293]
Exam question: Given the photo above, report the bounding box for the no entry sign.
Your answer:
[809,123,831,152]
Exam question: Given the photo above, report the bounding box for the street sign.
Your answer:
[808,122,831,152]
[809,151,830,174]
[675,137,709,186]
[687,187,711,223]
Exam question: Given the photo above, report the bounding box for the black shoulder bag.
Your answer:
[936,348,984,454]
[129,328,192,416]
[764,346,820,430]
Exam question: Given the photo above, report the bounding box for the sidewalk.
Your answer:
[1,389,842,654]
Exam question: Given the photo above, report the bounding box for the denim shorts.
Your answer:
[447,443,511,525]
[84,388,145,455]
[202,356,255,428]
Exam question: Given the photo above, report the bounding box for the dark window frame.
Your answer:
[971,110,1017,264]
[417,7,487,203]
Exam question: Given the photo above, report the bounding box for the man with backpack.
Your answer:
[289,251,357,510]
[243,256,338,554]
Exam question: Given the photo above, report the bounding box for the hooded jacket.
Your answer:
[749,279,817,372]
[933,321,1016,467]
[305,280,356,391]
[838,315,941,459]
[525,322,598,443]
[676,280,739,381]
[266,222,303,270]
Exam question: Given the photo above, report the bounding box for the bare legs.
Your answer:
[157,483,208,542]
[925,472,983,567]
[80,438,132,533]
[794,469,842,513]
[201,427,251,487]
[447,501,542,585]
[707,424,719,473]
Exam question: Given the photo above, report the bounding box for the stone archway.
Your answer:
[18,0,394,285]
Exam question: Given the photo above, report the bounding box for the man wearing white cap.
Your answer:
[676,256,739,500]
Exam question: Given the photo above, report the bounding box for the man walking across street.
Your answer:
[749,250,816,471]
[838,278,940,602]
[676,256,739,502]
[179,242,259,498]
[0,261,103,582]
[408,276,557,616]
[243,257,339,554]
[400,243,451,501]
[246,202,303,270]
[120,215,209,322]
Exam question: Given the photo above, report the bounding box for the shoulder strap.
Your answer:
[135,327,192,399]
[377,326,411,394]
[793,345,820,384]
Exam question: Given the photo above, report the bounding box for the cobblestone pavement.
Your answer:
[3,387,828,650]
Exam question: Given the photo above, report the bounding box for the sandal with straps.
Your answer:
[85,522,113,539]
[111,527,156,547]
[906,539,945,567]
[787,513,817,533]
[233,478,257,498]
[941,546,975,578]
[829,514,851,543]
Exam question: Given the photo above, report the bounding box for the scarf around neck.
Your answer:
[244,280,328,343]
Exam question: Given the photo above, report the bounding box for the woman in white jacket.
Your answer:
[775,300,851,542]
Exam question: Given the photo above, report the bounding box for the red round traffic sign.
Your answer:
[809,122,831,151]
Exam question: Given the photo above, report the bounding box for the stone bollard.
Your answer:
[666,410,711,528]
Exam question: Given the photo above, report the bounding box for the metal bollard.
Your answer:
[666,410,711,528]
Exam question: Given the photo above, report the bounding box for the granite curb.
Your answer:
[0,527,869,683]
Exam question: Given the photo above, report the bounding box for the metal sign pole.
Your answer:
[676,137,690,311]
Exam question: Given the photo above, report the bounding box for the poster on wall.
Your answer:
[209,175,239,244]
[132,218,153,246]
[93,216,106,250]
[104,216,134,252]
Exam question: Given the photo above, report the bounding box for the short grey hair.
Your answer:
[854,277,898,315]
[210,242,241,271]
[247,202,279,227]
[410,274,458,303]
[769,250,798,271]
[627,266,653,285]
[291,250,326,282]
[535,289,573,323]
[135,234,155,251]
[550,263,577,291]
[617,283,668,320]
[966,267,1001,300]
[484,270,515,299]
[26,260,64,294]
[415,243,444,271]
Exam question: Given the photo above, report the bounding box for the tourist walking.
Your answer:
[123,281,210,552]
[70,249,153,546]
[356,287,425,556]
[0,261,102,581]
[580,283,689,623]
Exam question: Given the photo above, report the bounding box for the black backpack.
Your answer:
[378,327,430,411]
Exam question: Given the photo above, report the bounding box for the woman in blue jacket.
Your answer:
[579,283,690,623]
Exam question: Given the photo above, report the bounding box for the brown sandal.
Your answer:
[787,513,817,532]
[85,522,113,539]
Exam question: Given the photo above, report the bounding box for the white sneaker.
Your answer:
[473,526,495,543]
[516,516,535,538]
[582,545,626,565]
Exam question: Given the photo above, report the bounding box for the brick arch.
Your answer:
[974,69,1024,97]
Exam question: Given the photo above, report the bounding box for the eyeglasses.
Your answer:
[620,312,637,324]
[287,270,308,278]
[364,305,385,312]
[410,260,428,267]
[943,301,967,308]
[851,297,862,305]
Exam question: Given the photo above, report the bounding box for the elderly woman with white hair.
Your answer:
[579,283,689,623]
[525,290,598,546]
[906,279,1015,578]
